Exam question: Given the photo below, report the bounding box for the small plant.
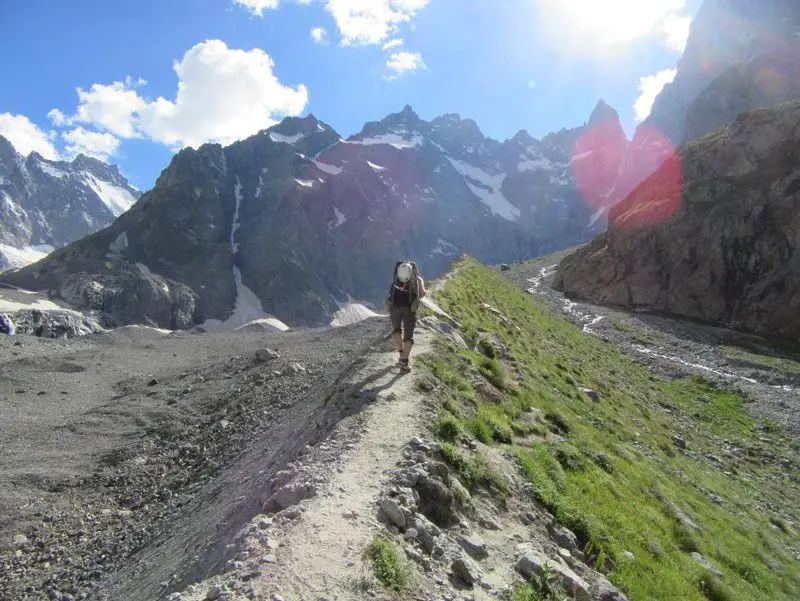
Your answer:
[554,444,585,471]
[673,520,701,553]
[469,415,494,444]
[699,575,735,601]
[477,338,498,359]
[479,356,507,389]
[544,411,571,435]
[436,414,462,442]
[366,535,409,592]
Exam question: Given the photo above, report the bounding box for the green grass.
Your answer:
[366,535,410,592]
[421,257,800,601]
[720,345,800,375]
[440,441,508,495]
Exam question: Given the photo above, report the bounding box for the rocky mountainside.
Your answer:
[0,136,140,271]
[1,105,629,329]
[553,98,800,340]
[611,0,800,208]
[643,0,800,146]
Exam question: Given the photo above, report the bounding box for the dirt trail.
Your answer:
[257,337,433,600]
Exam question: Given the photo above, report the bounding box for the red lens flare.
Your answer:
[573,120,683,228]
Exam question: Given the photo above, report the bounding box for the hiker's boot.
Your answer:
[400,340,413,372]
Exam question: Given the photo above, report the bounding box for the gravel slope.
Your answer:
[0,318,387,600]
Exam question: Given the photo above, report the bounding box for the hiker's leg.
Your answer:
[390,308,403,354]
[401,308,416,360]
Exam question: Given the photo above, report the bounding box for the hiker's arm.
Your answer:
[418,277,426,298]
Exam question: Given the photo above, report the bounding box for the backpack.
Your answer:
[387,260,420,312]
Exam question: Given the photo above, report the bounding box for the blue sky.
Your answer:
[0,0,702,190]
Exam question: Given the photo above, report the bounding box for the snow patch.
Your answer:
[136,263,170,295]
[0,290,80,314]
[331,297,383,327]
[518,155,554,172]
[295,178,315,188]
[431,238,459,256]
[269,132,306,145]
[332,206,347,229]
[201,177,288,333]
[367,161,385,171]
[109,231,128,253]
[0,244,53,271]
[38,162,69,180]
[234,318,290,332]
[82,174,137,216]
[588,206,609,228]
[445,157,520,221]
[314,160,343,175]
[350,132,423,149]
[571,150,595,163]
[255,167,268,198]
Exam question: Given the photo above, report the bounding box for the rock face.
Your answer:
[0,136,140,271]
[554,99,800,340]
[613,0,800,207]
[684,53,800,142]
[2,107,628,329]
[643,0,800,147]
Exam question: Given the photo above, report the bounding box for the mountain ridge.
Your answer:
[0,136,141,271]
[1,102,631,329]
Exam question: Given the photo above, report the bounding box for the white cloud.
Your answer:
[311,26,328,44]
[0,113,59,159]
[382,38,404,50]
[233,0,280,17]
[537,0,691,49]
[47,108,68,127]
[138,40,308,148]
[634,68,677,122]
[51,40,308,150]
[663,13,691,52]
[386,50,425,73]
[326,0,429,45]
[61,127,121,161]
[69,81,146,138]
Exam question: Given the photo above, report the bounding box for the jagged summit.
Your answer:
[588,99,621,126]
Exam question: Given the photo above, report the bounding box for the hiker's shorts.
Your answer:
[390,306,416,342]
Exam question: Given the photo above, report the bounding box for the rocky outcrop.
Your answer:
[554,99,800,340]
[684,53,800,141]
[643,0,800,147]
[0,136,140,270]
[2,104,628,329]
[612,0,800,209]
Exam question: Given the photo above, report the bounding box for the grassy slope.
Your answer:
[422,257,799,601]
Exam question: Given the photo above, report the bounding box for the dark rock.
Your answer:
[415,476,457,528]
[671,436,686,450]
[457,535,489,560]
[451,557,479,586]
[579,387,601,402]
[549,524,579,550]
[255,348,280,362]
[690,552,723,577]
[379,498,406,529]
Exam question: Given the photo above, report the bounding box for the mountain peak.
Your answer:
[0,135,20,161]
[588,99,620,126]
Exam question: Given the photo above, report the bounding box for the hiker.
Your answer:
[386,260,426,371]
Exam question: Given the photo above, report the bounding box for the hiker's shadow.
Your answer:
[341,364,408,415]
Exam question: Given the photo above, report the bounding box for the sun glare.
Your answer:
[538,0,686,48]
